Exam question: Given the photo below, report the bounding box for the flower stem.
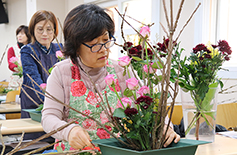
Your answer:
[112,86,125,109]
[126,66,131,78]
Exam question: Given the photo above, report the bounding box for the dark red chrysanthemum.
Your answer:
[135,96,153,105]
[123,42,133,51]
[136,45,142,50]
[193,44,208,53]
[224,56,230,61]
[128,47,139,55]
[199,56,204,60]
[204,54,212,59]
[218,40,232,55]
[124,108,138,116]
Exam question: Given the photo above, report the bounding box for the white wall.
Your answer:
[0,0,27,82]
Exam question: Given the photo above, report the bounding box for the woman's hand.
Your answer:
[68,126,94,149]
[163,125,180,147]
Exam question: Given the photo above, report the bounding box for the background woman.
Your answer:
[7,25,31,88]
[7,25,31,72]
[20,10,62,141]
[42,4,180,151]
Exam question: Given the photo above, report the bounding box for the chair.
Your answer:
[5,90,21,119]
[0,81,9,88]
[167,105,183,125]
[216,103,237,129]
[6,90,20,102]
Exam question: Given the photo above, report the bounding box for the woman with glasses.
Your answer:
[42,4,179,151]
[20,10,62,141]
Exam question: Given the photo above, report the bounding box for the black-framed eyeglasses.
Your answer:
[82,36,116,53]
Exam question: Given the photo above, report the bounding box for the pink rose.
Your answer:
[137,86,150,96]
[56,51,63,58]
[104,74,115,86]
[9,56,18,63]
[140,26,150,38]
[126,78,139,90]
[100,111,109,124]
[117,97,132,108]
[40,83,47,90]
[118,56,132,67]
[143,63,157,73]
[82,119,97,131]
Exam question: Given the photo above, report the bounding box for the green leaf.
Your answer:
[201,82,218,111]
[151,61,163,69]
[113,108,126,118]
[132,56,142,61]
[123,88,133,97]
[35,104,43,111]
[48,67,53,74]
[56,146,63,152]
[123,67,127,76]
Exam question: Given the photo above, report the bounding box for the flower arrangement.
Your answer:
[9,56,23,78]
[171,40,232,140]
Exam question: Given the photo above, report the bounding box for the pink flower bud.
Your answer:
[40,83,47,90]
[118,56,132,67]
[56,51,63,58]
[126,78,139,90]
[104,74,115,86]
[143,63,157,73]
[140,26,150,38]
[137,86,150,96]
[9,57,18,63]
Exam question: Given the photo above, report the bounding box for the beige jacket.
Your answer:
[41,58,172,141]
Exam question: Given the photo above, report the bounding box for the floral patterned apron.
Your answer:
[55,59,121,151]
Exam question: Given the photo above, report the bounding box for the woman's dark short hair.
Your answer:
[63,4,115,66]
[16,25,31,44]
[28,10,58,43]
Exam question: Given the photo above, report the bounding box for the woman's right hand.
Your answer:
[68,126,94,149]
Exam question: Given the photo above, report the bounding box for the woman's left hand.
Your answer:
[163,124,180,147]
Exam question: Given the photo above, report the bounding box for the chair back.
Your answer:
[6,90,20,102]
[167,105,183,125]
[216,103,237,129]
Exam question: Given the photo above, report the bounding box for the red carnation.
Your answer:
[135,95,153,105]
[124,108,138,116]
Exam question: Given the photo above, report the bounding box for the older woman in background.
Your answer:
[20,10,63,141]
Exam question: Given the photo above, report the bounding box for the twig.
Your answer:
[219,83,237,93]
[30,53,49,76]
[23,140,62,155]
[162,0,171,30]
[175,3,201,43]
[6,119,79,155]
[7,132,25,154]
[0,124,6,155]
[173,0,185,32]
[21,86,40,106]
[0,44,8,66]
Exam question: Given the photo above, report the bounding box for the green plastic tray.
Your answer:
[22,109,42,122]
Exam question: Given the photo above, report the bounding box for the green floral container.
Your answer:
[22,109,42,122]
[93,138,209,155]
